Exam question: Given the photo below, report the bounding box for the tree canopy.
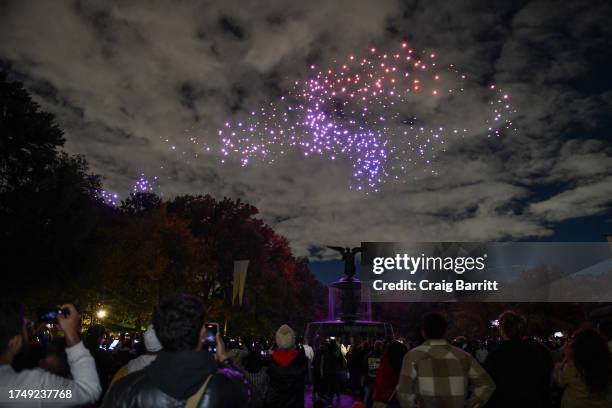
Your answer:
[0,73,326,335]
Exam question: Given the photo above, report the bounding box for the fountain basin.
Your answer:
[305,320,393,345]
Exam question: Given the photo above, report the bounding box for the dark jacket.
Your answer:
[265,349,308,408]
[484,339,553,408]
[102,350,250,408]
[373,355,400,402]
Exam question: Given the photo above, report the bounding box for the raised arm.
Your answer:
[46,304,101,405]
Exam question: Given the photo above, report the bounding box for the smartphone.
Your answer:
[37,307,69,324]
[204,322,219,343]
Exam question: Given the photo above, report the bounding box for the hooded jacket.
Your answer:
[264,349,308,408]
[102,350,250,408]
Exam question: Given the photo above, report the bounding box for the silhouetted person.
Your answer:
[373,340,408,408]
[485,311,553,407]
[364,340,383,407]
[242,340,268,408]
[312,342,326,400]
[321,339,344,403]
[102,294,250,407]
[109,324,163,387]
[84,324,115,394]
[555,328,611,408]
[599,319,612,353]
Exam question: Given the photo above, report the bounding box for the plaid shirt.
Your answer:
[397,340,495,408]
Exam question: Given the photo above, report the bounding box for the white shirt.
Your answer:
[0,341,101,407]
[303,344,314,361]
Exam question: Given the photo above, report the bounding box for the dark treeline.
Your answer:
[0,73,326,335]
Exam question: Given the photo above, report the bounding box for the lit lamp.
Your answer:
[96,309,107,319]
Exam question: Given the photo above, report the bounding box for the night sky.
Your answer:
[1,1,611,283]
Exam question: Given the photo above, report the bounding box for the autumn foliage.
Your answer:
[97,193,327,335]
[0,73,326,336]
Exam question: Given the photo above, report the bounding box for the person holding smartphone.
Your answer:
[0,301,102,406]
[102,294,250,408]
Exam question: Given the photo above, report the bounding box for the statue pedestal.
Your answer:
[331,277,361,322]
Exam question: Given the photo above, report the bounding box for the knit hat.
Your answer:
[275,324,296,349]
[144,324,163,352]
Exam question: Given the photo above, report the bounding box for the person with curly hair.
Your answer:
[102,294,251,408]
[555,328,612,408]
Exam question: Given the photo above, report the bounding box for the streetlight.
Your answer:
[96,309,107,319]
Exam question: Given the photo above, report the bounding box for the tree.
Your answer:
[167,195,326,334]
[0,72,65,193]
[97,204,220,329]
[120,192,162,215]
[0,74,102,306]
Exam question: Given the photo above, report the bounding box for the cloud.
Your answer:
[546,139,612,182]
[0,0,610,258]
[529,176,612,222]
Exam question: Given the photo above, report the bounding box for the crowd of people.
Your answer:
[326,312,612,408]
[1,296,611,407]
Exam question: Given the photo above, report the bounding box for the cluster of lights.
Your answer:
[94,189,119,206]
[133,175,159,193]
[214,43,517,191]
[92,175,160,207]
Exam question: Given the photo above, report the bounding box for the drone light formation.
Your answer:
[94,189,120,206]
[212,42,517,191]
[93,175,160,207]
[133,175,158,193]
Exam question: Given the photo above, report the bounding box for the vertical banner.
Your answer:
[233,260,249,305]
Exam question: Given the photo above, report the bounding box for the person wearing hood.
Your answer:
[265,324,308,408]
[109,324,163,387]
[242,340,269,408]
[101,294,251,408]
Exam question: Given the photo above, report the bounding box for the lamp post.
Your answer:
[96,308,107,320]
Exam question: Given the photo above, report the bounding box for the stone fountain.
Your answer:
[304,246,393,345]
